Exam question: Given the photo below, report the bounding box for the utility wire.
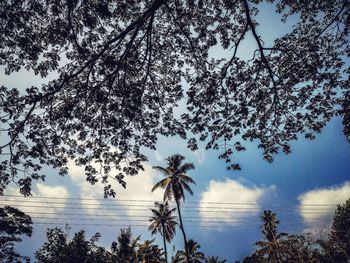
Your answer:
[16,211,329,220]
[32,221,316,230]
[0,203,335,215]
[30,216,328,226]
[0,200,338,212]
[0,199,338,211]
[1,194,341,206]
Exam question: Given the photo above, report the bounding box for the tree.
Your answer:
[149,201,177,263]
[136,239,164,263]
[0,206,32,263]
[0,0,349,196]
[110,227,138,263]
[279,234,321,263]
[35,227,107,263]
[205,256,227,263]
[174,239,205,263]
[331,198,350,257]
[242,210,324,263]
[318,198,350,262]
[253,210,287,262]
[152,154,196,262]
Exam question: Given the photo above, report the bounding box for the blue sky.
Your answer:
[1,2,350,262]
[4,116,350,262]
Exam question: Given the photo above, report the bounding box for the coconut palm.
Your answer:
[149,201,177,263]
[152,154,196,262]
[254,210,287,262]
[110,227,138,263]
[136,239,164,263]
[174,239,205,263]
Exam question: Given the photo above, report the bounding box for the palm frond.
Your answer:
[178,162,195,174]
[181,181,194,196]
[179,185,185,201]
[168,154,185,169]
[152,166,169,175]
[164,182,173,201]
[151,178,170,192]
[180,174,196,185]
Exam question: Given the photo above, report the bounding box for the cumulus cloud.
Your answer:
[298,182,350,224]
[36,183,69,199]
[67,160,163,221]
[199,179,275,226]
[3,183,69,219]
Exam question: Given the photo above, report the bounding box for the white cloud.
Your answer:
[298,182,350,224]
[36,183,69,198]
[3,184,69,219]
[199,179,275,226]
[67,160,164,221]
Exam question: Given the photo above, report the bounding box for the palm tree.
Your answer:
[174,239,205,263]
[136,239,164,263]
[149,201,177,263]
[110,227,138,263]
[254,210,287,262]
[152,154,196,263]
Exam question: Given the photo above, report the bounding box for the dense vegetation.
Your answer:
[1,0,349,196]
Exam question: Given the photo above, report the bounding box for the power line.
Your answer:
[1,194,341,206]
[17,211,329,221]
[32,221,315,230]
[0,203,335,215]
[0,199,338,211]
[0,199,335,231]
[9,211,332,225]
[30,216,326,226]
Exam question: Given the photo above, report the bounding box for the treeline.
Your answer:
[1,198,349,263]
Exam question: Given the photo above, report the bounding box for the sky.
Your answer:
[1,2,350,262]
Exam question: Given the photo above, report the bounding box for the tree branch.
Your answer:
[243,0,278,105]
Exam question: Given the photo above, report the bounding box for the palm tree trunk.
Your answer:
[175,198,189,263]
[162,224,168,263]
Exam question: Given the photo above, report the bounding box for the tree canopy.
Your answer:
[0,206,32,263]
[242,202,350,262]
[35,227,107,263]
[0,0,349,196]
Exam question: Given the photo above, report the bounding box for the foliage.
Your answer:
[278,234,321,263]
[174,239,205,263]
[243,201,350,262]
[35,227,107,263]
[0,0,349,196]
[110,227,138,263]
[250,210,287,262]
[317,198,350,262]
[136,239,164,263]
[149,201,177,263]
[152,154,195,202]
[3,199,350,262]
[149,201,177,241]
[205,256,227,263]
[331,198,350,253]
[152,154,196,261]
[0,206,32,263]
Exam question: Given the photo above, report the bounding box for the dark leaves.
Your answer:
[0,0,349,196]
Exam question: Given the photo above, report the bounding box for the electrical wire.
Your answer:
[0,195,339,231]
[1,194,341,206]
